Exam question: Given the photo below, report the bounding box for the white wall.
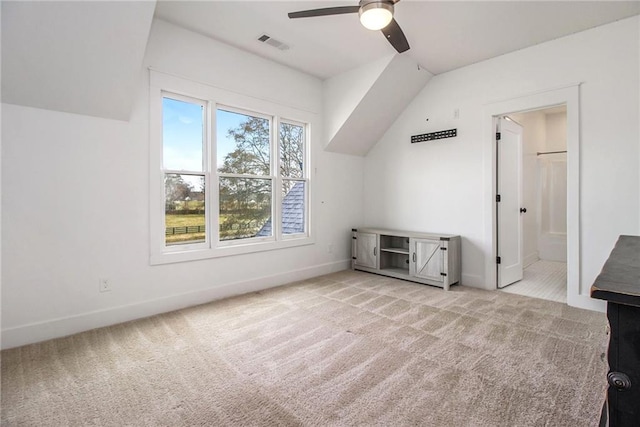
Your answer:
[540,112,568,238]
[363,16,639,303]
[545,112,568,152]
[0,19,365,349]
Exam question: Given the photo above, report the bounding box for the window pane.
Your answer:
[282,180,305,235]
[219,177,272,241]
[280,122,304,178]
[163,97,204,171]
[165,174,205,246]
[217,109,270,175]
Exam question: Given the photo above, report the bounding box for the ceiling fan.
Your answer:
[288,0,410,53]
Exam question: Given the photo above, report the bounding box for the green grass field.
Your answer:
[166,214,205,228]
[165,212,267,244]
[166,214,205,245]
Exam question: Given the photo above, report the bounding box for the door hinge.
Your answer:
[352,257,357,260]
[440,247,447,251]
[352,236,357,239]
[496,194,501,202]
[496,132,501,141]
[496,256,501,264]
[440,273,447,276]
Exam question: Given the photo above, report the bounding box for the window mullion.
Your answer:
[206,100,215,248]
[210,171,219,247]
[218,173,272,180]
[274,175,282,241]
[163,169,204,176]
[273,116,282,241]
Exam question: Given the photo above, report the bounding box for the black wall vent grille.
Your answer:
[411,128,457,143]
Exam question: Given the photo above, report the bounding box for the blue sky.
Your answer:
[162,97,203,172]
[216,109,256,169]
[162,98,253,184]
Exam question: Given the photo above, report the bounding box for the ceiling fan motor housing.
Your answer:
[358,0,395,7]
[359,1,394,30]
[287,0,408,53]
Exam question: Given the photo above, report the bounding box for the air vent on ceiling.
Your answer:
[257,34,290,51]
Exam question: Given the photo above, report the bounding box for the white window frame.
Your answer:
[149,71,314,265]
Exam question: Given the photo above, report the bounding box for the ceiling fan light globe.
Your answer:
[359,2,393,31]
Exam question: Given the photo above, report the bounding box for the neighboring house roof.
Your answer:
[256,182,304,237]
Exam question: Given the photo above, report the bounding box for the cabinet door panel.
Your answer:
[355,232,377,269]
[411,239,443,282]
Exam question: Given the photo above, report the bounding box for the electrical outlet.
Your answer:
[454,108,460,119]
[327,244,334,253]
[99,278,111,293]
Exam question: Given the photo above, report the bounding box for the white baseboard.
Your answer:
[523,252,539,268]
[568,293,607,313]
[1,260,350,350]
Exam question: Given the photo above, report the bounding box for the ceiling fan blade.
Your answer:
[381,18,410,53]
[288,6,359,19]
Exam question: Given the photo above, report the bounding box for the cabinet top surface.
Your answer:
[590,235,640,306]
[353,227,459,240]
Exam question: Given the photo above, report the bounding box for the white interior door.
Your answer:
[497,117,524,288]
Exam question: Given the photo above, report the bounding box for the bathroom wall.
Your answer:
[512,108,568,264]
[538,111,567,261]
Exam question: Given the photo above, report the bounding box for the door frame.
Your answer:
[483,83,603,311]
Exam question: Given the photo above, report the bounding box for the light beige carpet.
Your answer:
[1,270,608,426]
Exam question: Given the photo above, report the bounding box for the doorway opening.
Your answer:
[484,84,602,311]
[498,106,567,303]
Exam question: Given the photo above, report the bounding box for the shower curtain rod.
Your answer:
[537,150,567,156]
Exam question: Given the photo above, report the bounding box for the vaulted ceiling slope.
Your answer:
[324,54,432,156]
[1,1,156,121]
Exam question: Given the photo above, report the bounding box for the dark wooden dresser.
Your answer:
[591,235,640,427]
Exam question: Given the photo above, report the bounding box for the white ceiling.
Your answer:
[155,0,640,79]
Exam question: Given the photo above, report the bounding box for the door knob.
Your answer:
[520,208,527,213]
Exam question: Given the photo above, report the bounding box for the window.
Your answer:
[279,121,306,236]
[150,72,312,264]
[217,108,273,242]
[162,96,207,248]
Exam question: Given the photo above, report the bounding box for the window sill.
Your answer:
[150,236,315,265]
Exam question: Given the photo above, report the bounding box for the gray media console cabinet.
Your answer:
[351,228,461,290]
